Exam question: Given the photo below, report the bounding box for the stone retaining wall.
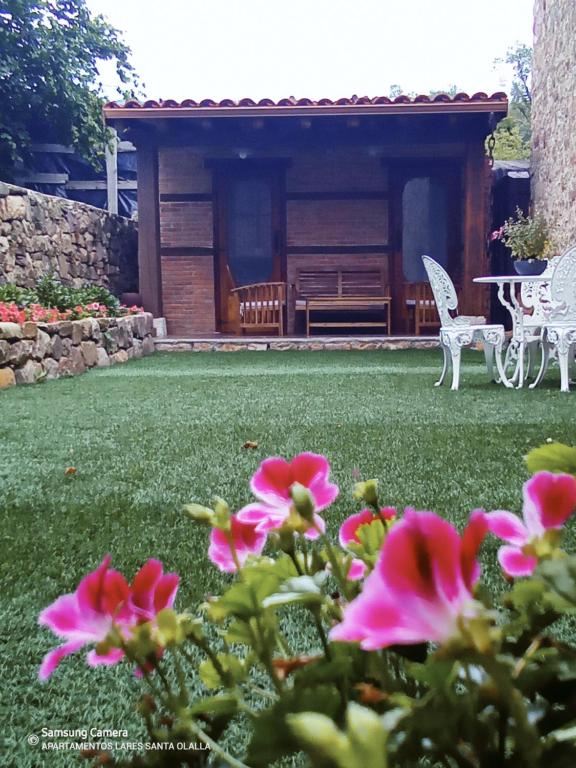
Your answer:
[155,337,439,353]
[0,313,153,388]
[532,0,576,251]
[0,182,138,295]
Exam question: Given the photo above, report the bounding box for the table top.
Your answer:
[474,275,551,284]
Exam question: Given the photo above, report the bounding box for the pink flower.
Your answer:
[126,559,179,623]
[209,515,267,572]
[237,453,338,539]
[330,510,488,649]
[38,556,179,679]
[339,507,396,547]
[486,471,576,577]
[38,556,131,680]
[347,559,367,581]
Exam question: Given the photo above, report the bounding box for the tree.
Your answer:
[492,43,532,160]
[0,0,139,181]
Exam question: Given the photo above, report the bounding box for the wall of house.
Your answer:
[157,146,391,336]
[532,0,576,251]
[158,149,215,336]
[0,182,138,295]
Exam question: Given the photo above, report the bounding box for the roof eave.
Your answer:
[104,100,508,122]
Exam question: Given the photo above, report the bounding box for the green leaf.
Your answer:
[247,684,341,767]
[537,556,576,608]
[526,443,576,476]
[189,694,239,717]
[199,653,248,689]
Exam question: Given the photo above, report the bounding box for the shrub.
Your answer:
[0,274,141,320]
[38,445,576,767]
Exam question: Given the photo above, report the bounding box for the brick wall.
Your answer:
[160,254,215,336]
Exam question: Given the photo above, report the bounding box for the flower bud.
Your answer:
[212,497,231,531]
[182,504,215,524]
[290,482,315,522]
[354,479,379,507]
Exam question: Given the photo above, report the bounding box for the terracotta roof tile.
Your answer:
[104,91,507,111]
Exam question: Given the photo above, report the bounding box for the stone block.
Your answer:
[111,350,128,365]
[96,347,110,367]
[42,358,59,380]
[69,345,86,375]
[0,367,15,388]
[21,321,38,339]
[50,334,63,360]
[0,322,23,340]
[0,194,27,220]
[142,336,155,356]
[80,341,98,367]
[15,359,42,384]
[56,321,72,337]
[71,321,83,345]
[7,339,34,366]
[0,340,9,365]
[32,329,51,360]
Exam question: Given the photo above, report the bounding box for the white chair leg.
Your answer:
[559,349,571,392]
[435,343,449,387]
[450,348,462,391]
[529,340,549,389]
[483,342,495,381]
[526,340,538,380]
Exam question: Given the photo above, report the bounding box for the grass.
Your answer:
[1,348,575,767]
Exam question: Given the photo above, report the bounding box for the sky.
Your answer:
[87,0,534,102]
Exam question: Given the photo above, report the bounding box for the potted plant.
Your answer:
[491,207,552,275]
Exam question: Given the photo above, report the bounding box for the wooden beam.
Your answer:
[65,180,137,191]
[105,128,118,214]
[137,143,162,317]
[461,142,490,316]
[15,173,68,184]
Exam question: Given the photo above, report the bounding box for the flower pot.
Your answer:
[513,259,548,276]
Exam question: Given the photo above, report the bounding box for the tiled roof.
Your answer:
[104,92,508,118]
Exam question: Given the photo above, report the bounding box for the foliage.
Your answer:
[492,43,532,160]
[0,274,142,319]
[0,0,139,180]
[491,207,552,261]
[37,446,576,767]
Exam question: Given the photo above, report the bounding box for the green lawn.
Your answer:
[1,349,575,767]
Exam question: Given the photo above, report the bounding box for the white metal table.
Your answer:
[474,275,551,388]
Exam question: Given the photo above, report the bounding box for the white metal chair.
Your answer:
[530,245,576,392]
[422,255,510,391]
[519,256,559,381]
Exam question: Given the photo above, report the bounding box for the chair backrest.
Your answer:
[549,245,576,322]
[520,256,558,321]
[422,255,458,327]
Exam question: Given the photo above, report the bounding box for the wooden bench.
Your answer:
[295,269,391,336]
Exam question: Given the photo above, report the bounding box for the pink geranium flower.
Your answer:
[209,515,267,572]
[486,471,576,577]
[237,453,338,539]
[330,509,488,649]
[39,556,179,680]
[339,507,396,548]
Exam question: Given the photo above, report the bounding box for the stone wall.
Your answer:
[532,0,576,251]
[0,182,138,295]
[0,313,153,388]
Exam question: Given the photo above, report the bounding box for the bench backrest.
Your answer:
[296,269,387,298]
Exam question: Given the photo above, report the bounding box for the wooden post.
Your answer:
[462,141,490,317]
[136,142,162,318]
[105,129,118,215]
